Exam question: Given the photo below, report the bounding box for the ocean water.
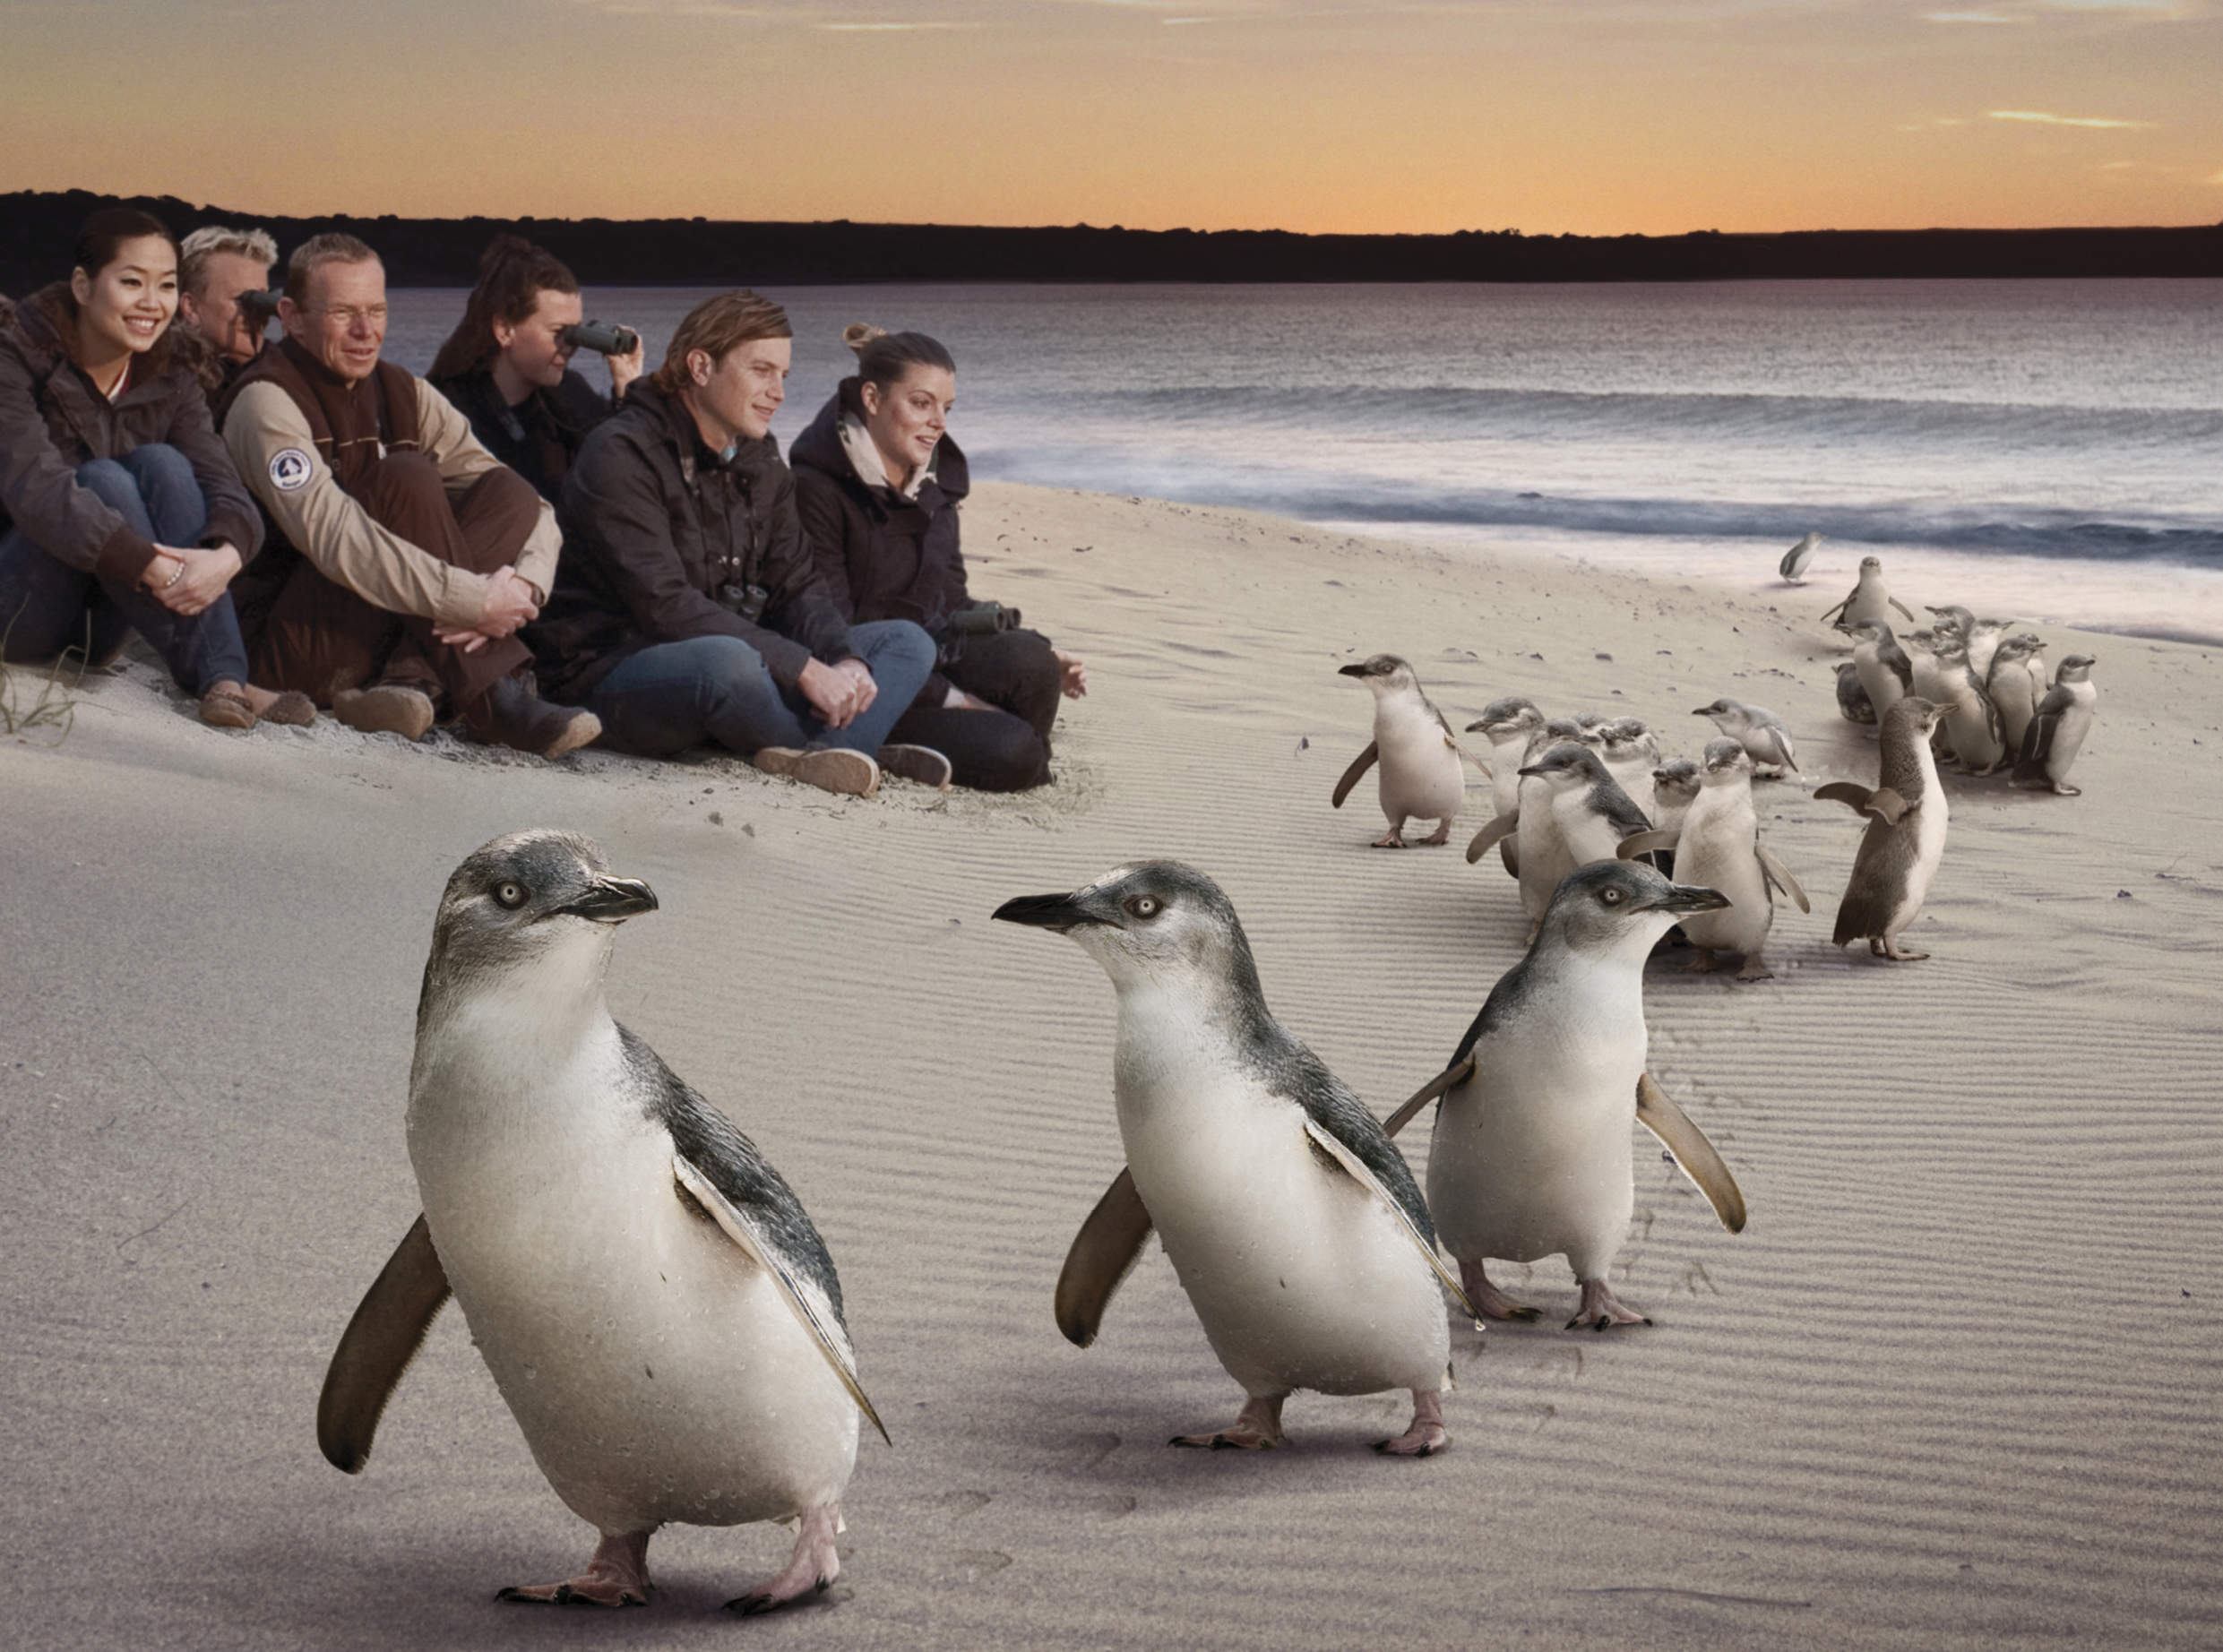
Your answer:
[383,280,2223,642]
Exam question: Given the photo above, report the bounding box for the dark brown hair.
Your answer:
[843,322,954,392]
[73,208,177,280]
[428,236,582,381]
[652,290,791,393]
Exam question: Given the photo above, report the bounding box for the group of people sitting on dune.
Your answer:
[0,208,1087,796]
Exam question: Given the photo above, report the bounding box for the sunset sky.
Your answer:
[3,0,2218,235]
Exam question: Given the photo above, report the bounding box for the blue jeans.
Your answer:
[586,620,937,761]
[0,445,251,694]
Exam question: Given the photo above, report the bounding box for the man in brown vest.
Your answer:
[220,234,599,756]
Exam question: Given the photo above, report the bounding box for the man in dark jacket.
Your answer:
[536,290,938,797]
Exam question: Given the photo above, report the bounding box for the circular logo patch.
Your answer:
[269,448,312,492]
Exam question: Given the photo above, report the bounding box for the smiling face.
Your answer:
[495,287,584,394]
[283,254,388,383]
[70,234,177,363]
[861,363,954,483]
[686,333,790,449]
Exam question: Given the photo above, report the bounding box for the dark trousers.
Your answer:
[0,445,251,695]
[242,453,539,707]
[891,626,1061,792]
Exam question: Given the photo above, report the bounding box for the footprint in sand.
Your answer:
[1088,1493,1137,1519]
[952,1549,1012,1581]
[1076,1432,1120,1469]
[935,1490,991,1518]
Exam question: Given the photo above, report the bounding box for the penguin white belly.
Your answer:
[1943,682,2002,767]
[1115,1041,1445,1399]
[1553,791,1626,870]
[1605,757,1651,800]
[2049,700,2094,780]
[410,1030,857,1536]
[1855,652,1904,718]
[1374,708,1464,825]
[1516,782,1573,918]
[1673,798,1771,955]
[1889,761,1951,938]
[1428,984,1643,1280]
[1993,675,2036,750]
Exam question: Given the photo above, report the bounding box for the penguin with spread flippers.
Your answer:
[1332,655,1469,848]
[1818,555,1916,631]
[1383,861,1747,1329]
[1693,698,1798,777]
[1463,696,1545,876]
[1618,739,1809,980]
[1817,698,1952,961]
[317,831,883,1616]
[995,862,1473,1455]
[2013,653,2098,796]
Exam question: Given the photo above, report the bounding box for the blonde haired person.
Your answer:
[177,224,280,383]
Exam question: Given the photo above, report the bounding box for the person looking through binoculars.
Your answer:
[792,323,1086,792]
[429,236,644,504]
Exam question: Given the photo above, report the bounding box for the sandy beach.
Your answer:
[4,481,2219,1651]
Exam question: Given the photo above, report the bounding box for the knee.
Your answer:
[363,451,446,512]
[121,443,195,489]
[866,619,935,673]
[969,727,1050,792]
[73,458,138,510]
[688,635,773,700]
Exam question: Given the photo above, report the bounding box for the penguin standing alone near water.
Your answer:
[1819,555,1917,631]
[995,862,1474,1454]
[316,831,884,1616]
[1331,655,1469,848]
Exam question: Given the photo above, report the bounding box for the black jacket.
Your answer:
[429,365,609,504]
[790,380,971,705]
[0,284,262,585]
[536,379,857,701]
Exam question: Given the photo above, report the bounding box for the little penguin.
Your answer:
[1845,619,1913,724]
[1816,698,1952,960]
[1465,716,1584,893]
[1986,633,2049,754]
[1693,697,1798,777]
[1835,662,1875,725]
[1600,718,1662,802]
[1332,655,1469,848]
[1932,637,2006,774]
[1928,606,2017,683]
[2013,653,2098,796]
[1617,739,1810,980]
[1393,861,1747,1329]
[1463,696,1545,876]
[1650,758,1701,840]
[316,831,884,1615]
[1818,555,1917,631]
[994,862,1474,1454]
[1779,531,1824,583]
[1478,742,1653,934]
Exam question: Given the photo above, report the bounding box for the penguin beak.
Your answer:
[1337,663,1371,678]
[1646,884,1733,915]
[1463,719,1487,732]
[562,876,659,923]
[992,891,1096,932]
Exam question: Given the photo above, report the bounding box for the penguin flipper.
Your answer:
[1814,781,1909,825]
[1819,598,1848,624]
[1055,1168,1154,1349]
[672,1153,891,1444]
[1616,829,1682,862]
[1890,597,1917,624]
[1754,844,1811,913]
[316,1213,451,1475]
[1381,1054,1477,1139]
[1331,743,1379,809]
[1301,1117,1480,1320]
[1635,1075,1747,1235]
[1756,727,1799,772]
[1464,809,1519,865]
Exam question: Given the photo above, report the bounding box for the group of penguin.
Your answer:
[300,545,2101,1620]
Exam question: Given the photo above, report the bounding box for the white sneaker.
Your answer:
[754,745,880,797]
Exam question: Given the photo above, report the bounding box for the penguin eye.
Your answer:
[1124,894,1162,920]
[1599,887,1625,906]
[493,882,528,909]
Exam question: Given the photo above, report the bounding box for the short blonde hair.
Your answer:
[179,225,279,297]
[653,289,790,392]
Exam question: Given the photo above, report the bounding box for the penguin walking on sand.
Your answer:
[1332,655,1470,848]
[2014,654,2099,796]
[1464,697,1545,876]
[1693,697,1798,777]
[1618,739,1810,980]
[1986,634,2049,754]
[317,831,884,1616]
[1819,555,1917,631]
[1933,637,2006,775]
[1600,718,1662,802]
[1465,717,1582,891]
[1845,619,1913,725]
[1779,531,1824,583]
[1472,742,1652,935]
[995,862,1474,1454]
[1817,698,1952,961]
[1383,861,1747,1329]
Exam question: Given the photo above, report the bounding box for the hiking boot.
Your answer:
[332,683,436,741]
[875,743,953,790]
[753,745,879,798]
[462,669,600,759]
[199,682,257,730]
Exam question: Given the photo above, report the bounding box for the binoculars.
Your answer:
[561,321,640,357]
[944,601,1021,638]
[237,288,281,327]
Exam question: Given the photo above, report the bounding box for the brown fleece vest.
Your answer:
[219,336,419,495]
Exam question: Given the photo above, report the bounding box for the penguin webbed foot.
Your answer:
[1566,1278,1651,1332]
[1372,1390,1448,1458]
[1171,1393,1286,1450]
[1417,820,1453,847]
[1461,1259,1540,1322]
[724,1505,842,1617]
[1870,937,1930,962]
[1734,954,1773,982]
[497,1529,652,1609]
[1371,830,1407,849]
[1684,948,1719,975]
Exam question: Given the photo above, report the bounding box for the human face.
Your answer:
[493,288,582,399]
[180,250,273,365]
[70,235,178,363]
[860,365,954,484]
[282,257,388,383]
[685,334,790,449]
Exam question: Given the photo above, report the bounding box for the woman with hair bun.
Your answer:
[427,236,643,503]
[0,208,312,730]
[791,323,1084,792]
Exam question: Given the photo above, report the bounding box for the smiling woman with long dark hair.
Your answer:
[0,208,312,729]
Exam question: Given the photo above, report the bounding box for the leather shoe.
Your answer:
[463,669,600,759]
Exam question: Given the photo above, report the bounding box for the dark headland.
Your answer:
[4,188,2220,291]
